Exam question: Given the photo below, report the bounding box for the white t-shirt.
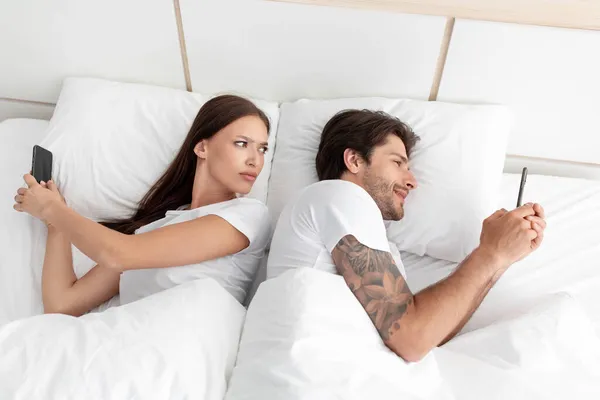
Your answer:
[118,197,272,305]
[267,180,406,280]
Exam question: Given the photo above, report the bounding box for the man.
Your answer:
[267,109,546,362]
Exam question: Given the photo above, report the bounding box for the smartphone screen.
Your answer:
[516,167,528,208]
[32,145,53,183]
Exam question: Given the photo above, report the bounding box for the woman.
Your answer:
[13,95,272,316]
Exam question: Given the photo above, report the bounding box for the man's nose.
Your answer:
[406,171,418,190]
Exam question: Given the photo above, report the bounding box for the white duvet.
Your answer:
[226,268,600,400]
[0,278,246,400]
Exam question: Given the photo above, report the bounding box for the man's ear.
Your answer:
[193,140,207,159]
[343,148,363,174]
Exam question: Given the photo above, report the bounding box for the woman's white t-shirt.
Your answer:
[117,197,272,305]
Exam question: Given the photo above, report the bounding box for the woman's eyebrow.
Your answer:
[237,135,268,147]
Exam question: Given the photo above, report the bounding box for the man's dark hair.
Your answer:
[315,109,420,181]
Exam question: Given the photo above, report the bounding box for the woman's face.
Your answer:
[199,115,269,195]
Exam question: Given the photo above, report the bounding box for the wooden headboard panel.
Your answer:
[269,0,600,31]
[2,0,599,178]
[268,0,600,180]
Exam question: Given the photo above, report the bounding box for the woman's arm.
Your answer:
[45,202,250,271]
[18,174,251,272]
[42,225,120,316]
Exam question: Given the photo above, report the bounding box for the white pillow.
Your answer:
[0,278,246,399]
[40,77,279,221]
[267,98,512,262]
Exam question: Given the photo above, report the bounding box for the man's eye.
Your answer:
[235,141,248,148]
[395,160,403,166]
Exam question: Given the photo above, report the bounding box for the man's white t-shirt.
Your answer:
[118,197,272,305]
[267,180,406,280]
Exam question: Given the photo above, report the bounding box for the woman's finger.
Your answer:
[23,173,39,189]
[17,187,26,196]
[14,194,23,203]
[13,203,22,212]
[47,180,58,192]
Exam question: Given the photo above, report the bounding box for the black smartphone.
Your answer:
[32,145,53,183]
[516,167,528,208]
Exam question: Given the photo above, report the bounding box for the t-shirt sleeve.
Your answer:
[209,198,272,251]
[309,181,391,254]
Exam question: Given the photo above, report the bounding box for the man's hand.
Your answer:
[478,202,546,275]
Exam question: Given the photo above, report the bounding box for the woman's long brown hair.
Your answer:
[100,95,270,234]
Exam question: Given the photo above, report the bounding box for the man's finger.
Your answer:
[17,188,26,195]
[533,231,544,249]
[14,195,23,203]
[23,174,39,189]
[526,229,538,241]
[526,216,546,230]
[13,203,22,212]
[533,203,546,219]
[511,204,536,219]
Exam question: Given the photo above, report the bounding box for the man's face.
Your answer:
[358,135,417,221]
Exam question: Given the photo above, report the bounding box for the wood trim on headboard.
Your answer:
[428,17,455,101]
[173,0,193,92]
[268,0,600,31]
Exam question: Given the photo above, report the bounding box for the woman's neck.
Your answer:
[189,165,236,209]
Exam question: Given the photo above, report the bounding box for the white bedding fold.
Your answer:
[226,268,600,400]
[0,278,246,400]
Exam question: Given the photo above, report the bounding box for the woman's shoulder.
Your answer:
[219,196,269,216]
[222,198,272,250]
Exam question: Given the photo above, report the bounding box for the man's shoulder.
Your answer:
[297,179,373,205]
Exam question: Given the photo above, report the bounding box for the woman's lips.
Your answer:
[240,173,257,182]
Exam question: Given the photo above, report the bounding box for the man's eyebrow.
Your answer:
[390,152,408,163]
[237,135,269,146]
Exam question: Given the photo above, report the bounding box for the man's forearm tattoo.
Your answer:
[332,234,414,340]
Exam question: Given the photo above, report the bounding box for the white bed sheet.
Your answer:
[0,119,50,325]
[402,172,600,336]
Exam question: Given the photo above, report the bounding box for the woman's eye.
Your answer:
[395,160,403,167]
[259,146,268,154]
[235,141,247,148]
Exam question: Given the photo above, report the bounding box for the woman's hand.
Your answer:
[13,174,66,225]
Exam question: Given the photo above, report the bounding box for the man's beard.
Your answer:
[363,168,404,221]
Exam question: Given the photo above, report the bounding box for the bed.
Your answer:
[2,111,600,399]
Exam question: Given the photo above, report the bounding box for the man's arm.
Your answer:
[332,234,503,362]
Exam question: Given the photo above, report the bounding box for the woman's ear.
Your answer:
[193,140,207,159]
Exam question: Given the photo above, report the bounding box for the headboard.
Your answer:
[2,0,599,179]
